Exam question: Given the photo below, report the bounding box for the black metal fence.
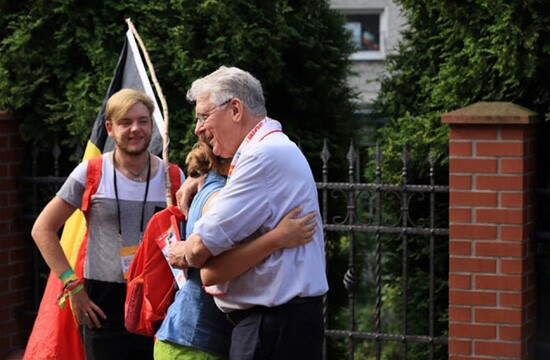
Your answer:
[20,139,450,359]
[317,141,449,360]
[19,142,75,309]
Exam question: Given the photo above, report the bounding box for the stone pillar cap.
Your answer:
[442,101,538,124]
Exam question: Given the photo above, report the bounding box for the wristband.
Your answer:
[62,273,78,288]
[57,278,84,309]
[59,268,75,282]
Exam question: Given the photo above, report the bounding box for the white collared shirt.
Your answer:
[194,121,328,312]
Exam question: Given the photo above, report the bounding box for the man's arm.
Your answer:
[186,233,213,267]
[176,175,205,220]
[32,196,106,327]
[168,207,316,280]
[170,177,212,269]
[168,233,213,269]
[200,207,316,286]
[32,196,78,276]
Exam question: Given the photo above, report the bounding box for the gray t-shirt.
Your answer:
[57,153,182,283]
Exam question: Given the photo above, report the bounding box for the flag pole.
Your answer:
[125,18,174,206]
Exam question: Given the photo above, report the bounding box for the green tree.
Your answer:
[370,0,550,182]
[0,0,357,170]
[362,1,549,358]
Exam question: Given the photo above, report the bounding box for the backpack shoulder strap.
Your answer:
[168,163,182,203]
[82,157,178,211]
[82,155,103,213]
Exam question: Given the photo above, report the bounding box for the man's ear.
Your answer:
[230,98,244,123]
[105,120,114,137]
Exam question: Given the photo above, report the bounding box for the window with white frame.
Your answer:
[341,8,386,61]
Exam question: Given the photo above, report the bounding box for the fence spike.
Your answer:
[401,145,409,184]
[321,139,331,163]
[401,144,410,166]
[347,139,357,164]
[52,139,61,177]
[428,147,436,185]
[428,147,436,166]
[375,143,383,174]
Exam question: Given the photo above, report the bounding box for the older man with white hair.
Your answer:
[170,66,328,360]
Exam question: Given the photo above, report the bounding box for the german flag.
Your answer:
[23,26,164,360]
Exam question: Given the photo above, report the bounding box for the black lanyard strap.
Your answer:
[112,150,151,239]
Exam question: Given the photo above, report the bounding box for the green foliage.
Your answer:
[166,0,359,169]
[0,0,357,169]
[357,2,550,358]
[371,0,550,181]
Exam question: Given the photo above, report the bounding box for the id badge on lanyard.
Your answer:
[120,244,139,279]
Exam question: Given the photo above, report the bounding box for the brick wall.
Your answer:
[443,102,538,359]
[0,111,33,358]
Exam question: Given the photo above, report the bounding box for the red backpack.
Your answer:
[124,204,185,336]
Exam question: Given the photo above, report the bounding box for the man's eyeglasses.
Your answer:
[196,99,231,124]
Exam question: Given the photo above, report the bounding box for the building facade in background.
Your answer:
[331,0,406,109]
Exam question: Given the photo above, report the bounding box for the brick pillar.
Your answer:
[0,111,33,358]
[443,102,539,359]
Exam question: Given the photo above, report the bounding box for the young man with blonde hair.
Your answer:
[32,88,183,359]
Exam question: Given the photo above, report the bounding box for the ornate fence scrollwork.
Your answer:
[319,140,449,360]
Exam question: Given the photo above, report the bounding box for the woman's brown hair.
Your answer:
[185,141,228,177]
